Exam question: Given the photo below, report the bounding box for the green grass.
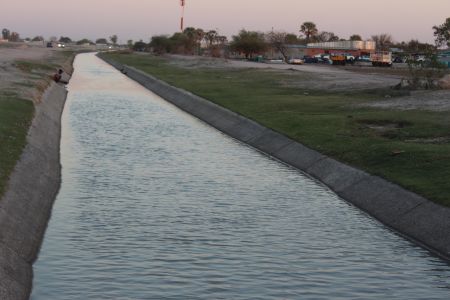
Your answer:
[102,52,450,206]
[0,93,34,196]
[14,60,57,73]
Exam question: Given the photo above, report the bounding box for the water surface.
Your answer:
[32,53,450,299]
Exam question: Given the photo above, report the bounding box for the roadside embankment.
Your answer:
[100,55,450,262]
[0,83,67,299]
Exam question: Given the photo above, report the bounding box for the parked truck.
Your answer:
[331,53,356,65]
[370,51,393,67]
[330,53,346,65]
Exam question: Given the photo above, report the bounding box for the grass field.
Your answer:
[0,49,75,199]
[0,92,34,196]
[103,52,450,207]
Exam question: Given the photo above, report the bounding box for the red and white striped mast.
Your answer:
[180,0,186,32]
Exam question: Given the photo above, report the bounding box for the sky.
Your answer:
[2,0,449,44]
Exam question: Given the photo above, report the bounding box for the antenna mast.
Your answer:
[180,0,186,32]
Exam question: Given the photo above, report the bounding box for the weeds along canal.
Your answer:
[32,53,450,299]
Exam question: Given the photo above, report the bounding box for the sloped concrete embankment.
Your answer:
[0,83,67,300]
[101,55,450,261]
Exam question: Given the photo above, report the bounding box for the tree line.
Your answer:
[142,19,449,61]
[1,17,448,56]
[1,29,119,46]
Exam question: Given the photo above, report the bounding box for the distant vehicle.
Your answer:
[345,54,355,62]
[415,55,426,62]
[46,42,53,48]
[57,43,65,48]
[266,59,285,64]
[303,56,319,63]
[393,56,405,63]
[331,53,346,65]
[314,54,332,63]
[330,54,355,65]
[357,55,371,62]
[288,58,304,65]
[370,51,393,67]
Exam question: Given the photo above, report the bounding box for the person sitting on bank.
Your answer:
[53,69,68,84]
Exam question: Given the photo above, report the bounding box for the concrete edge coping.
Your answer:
[99,54,450,262]
[0,82,68,300]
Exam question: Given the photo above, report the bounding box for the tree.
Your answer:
[216,35,228,45]
[76,38,93,45]
[371,34,393,51]
[204,30,218,47]
[230,29,267,59]
[96,38,108,44]
[314,31,339,43]
[9,32,20,42]
[403,39,436,53]
[267,31,291,61]
[194,28,205,54]
[149,35,171,54]
[2,28,10,40]
[299,22,318,43]
[350,34,362,41]
[127,39,133,49]
[133,40,147,52]
[433,17,450,48]
[170,32,190,54]
[31,36,44,42]
[109,34,118,45]
[182,27,198,54]
[59,36,72,43]
[285,33,300,44]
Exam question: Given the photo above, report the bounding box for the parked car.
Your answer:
[288,58,304,65]
[415,55,426,62]
[357,55,371,62]
[303,56,319,63]
[345,54,355,62]
[314,54,331,63]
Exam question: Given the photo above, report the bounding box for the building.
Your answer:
[306,40,376,57]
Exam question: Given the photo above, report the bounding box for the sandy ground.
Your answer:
[0,43,70,102]
[167,54,450,111]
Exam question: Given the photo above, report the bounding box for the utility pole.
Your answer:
[180,0,186,32]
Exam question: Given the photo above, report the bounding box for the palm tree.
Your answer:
[204,30,218,47]
[194,28,205,55]
[300,22,318,43]
[183,27,197,54]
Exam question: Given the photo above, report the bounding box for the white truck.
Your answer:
[370,51,392,67]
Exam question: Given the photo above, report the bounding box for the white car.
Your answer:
[288,58,304,65]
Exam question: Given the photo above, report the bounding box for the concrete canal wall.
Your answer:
[100,55,450,262]
[0,83,67,300]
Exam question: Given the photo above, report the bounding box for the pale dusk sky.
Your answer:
[2,0,449,43]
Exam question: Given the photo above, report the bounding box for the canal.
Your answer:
[32,53,450,299]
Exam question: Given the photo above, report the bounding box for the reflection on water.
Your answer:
[32,53,450,299]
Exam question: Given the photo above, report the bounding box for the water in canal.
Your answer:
[32,53,450,299]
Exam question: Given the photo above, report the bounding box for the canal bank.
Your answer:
[100,54,450,262]
[0,83,68,299]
